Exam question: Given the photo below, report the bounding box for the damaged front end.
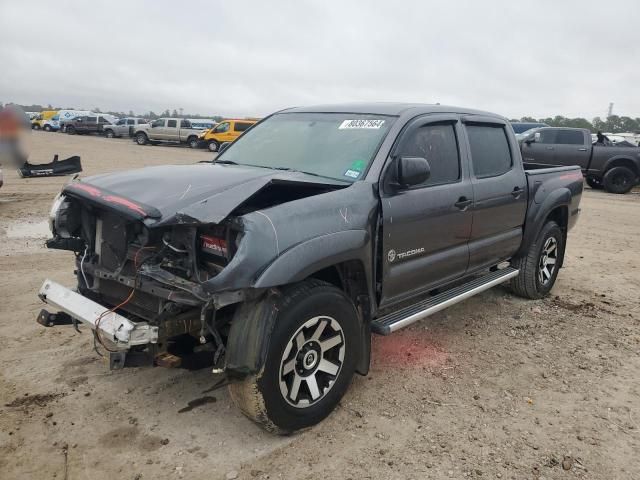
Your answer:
[38,166,349,371]
[40,182,249,370]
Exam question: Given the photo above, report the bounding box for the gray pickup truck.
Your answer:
[133,118,203,148]
[521,127,640,193]
[38,103,582,433]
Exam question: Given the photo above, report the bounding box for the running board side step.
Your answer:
[371,267,519,335]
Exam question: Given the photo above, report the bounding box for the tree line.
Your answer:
[511,115,640,133]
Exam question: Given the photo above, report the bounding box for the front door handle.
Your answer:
[577,148,587,151]
[545,146,554,150]
[511,186,523,199]
[454,197,472,210]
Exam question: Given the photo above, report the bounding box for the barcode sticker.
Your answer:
[339,119,385,129]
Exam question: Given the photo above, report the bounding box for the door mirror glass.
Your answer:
[396,156,431,188]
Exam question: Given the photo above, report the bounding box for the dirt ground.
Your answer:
[1,131,639,480]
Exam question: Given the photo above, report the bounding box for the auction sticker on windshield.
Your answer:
[339,119,385,129]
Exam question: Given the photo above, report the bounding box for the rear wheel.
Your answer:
[228,280,359,434]
[135,133,148,145]
[603,166,635,194]
[188,136,199,149]
[510,221,564,299]
[33,124,41,130]
[586,176,603,190]
[208,140,220,152]
[66,126,76,135]
[43,124,52,132]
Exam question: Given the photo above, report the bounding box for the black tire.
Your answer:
[228,280,360,434]
[208,140,220,152]
[43,124,52,132]
[510,221,564,300]
[602,166,636,194]
[66,126,76,135]
[105,129,115,139]
[187,136,199,149]
[33,124,41,130]
[585,176,603,190]
[135,132,148,145]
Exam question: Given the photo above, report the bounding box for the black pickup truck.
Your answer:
[65,115,113,135]
[521,127,640,193]
[38,103,582,433]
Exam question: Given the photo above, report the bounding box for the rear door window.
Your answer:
[466,124,513,178]
[85,116,97,123]
[127,119,135,125]
[556,130,584,145]
[167,119,177,128]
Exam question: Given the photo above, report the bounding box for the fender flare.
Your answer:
[603,155,640,176]
[252,229,370,288]
[516,187,570,258]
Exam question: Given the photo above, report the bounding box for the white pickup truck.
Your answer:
[133,118,203,148]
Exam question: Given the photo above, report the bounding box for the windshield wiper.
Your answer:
[214,159,239,165]
[271,167,350,183]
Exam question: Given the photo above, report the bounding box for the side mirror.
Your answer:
[394,156,430,188]
[219,142,231,154]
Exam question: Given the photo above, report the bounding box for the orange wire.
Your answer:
[94,246,155,353]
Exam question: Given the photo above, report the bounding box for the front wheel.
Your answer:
[43,125,52,132]
[105,129,115,138]
[66,126,76,135]
[603,166,636,194]
[228,280,359,433]
[510,221,564,299]
[208,140,220,152]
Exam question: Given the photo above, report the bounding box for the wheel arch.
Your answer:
[603,155,640,177]
[516,189,570,259]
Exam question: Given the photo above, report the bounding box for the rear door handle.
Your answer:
[545,146,554,150]
[578,148,587,151]
[511,186,523,198]
[455,197,472,210]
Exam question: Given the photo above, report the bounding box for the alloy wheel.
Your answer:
[279,315,345,408]
[538,237,558,285]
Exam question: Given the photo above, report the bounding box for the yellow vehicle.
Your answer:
[31,110,59,131]
[198,119,258,152]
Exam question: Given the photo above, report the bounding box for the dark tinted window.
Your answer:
[99,117,109,123]
[556,130,584,145]
[234,122,253,132]
[152,119,164,128]
[126,119,135,125]
[85,116,97,123]
[180,119,191,128]
[167,119,177,128]
[116,119,126,125]
[398,123,460,186]
[467,125,512,178]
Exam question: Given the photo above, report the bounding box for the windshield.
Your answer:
[217,112,395,182]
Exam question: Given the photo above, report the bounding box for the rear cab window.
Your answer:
[556,130,584,145]
[466,124,513,178]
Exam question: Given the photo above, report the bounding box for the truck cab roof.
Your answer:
[281,102,503,119]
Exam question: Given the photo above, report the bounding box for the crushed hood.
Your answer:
[64,163,347,226]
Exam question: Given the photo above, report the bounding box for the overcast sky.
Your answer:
[1,0,638,119]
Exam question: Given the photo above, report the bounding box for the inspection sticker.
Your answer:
[339,119,385,129]
[344,169,361,179]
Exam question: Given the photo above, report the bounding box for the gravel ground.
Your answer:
[1,131,639,480]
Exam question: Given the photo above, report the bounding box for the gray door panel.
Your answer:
[380,115,473,307]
